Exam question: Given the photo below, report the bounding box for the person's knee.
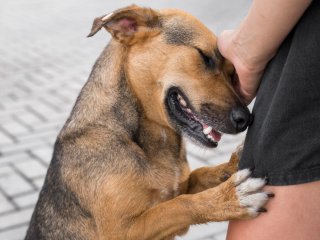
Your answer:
[227,182,320,240]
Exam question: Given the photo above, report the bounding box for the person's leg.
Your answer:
[226,180,320,240]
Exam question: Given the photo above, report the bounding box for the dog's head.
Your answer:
[89,5,252,148]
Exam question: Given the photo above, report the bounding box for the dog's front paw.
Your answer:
[231,168,272,219]
[202,167,273,221]
[193,167,273,222]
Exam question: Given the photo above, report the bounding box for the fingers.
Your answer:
[233,76,257,105]
[217,30,235,61]
[218,30,266,106]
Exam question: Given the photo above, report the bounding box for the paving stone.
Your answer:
[0,166,34,196]
[14,160,47,179]
[27,101,59,116]
[42,135,59,147]
[0,139,48,155]
[215,141,241,155]
[221,131,246,143]
[30,147,53,164]
[214,231,228,240]
[0,192,15,214]
[32,177,45,190]
[0,121,30,136]
[0,155,35,169]
[188,154,211,171]
[207,155,230,167]
[30,119,65,132]
[0,131,14,145]
[13,191,40,208]
[0,225,28,240]
[14,111,44,126]
[46,112,70,122]
[16,129,59,142]
[185,141,218,160]
[176,222,228,240]
[0,208,33,230]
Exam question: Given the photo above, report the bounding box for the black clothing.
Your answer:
[239,1,320,186]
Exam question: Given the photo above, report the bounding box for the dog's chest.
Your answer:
[150,166,185,207]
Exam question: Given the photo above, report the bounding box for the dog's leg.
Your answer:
[187,140,244,194]
[127,166,268,240]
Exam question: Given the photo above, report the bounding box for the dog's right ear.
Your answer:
[87,4,161,45]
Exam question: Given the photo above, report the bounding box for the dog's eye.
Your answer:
[197,49,215,68]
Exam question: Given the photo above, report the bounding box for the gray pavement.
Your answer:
[0,0,252,239]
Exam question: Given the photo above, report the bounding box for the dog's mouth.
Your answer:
[166,88,222,148]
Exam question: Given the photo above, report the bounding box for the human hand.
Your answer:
[218,30,269,105]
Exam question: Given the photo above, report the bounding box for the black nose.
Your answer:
[230,107,251,132]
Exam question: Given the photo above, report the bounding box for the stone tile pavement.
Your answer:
[0,0,252,239]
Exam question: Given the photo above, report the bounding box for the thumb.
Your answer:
[233,74,258,105]
[217,30,235,60]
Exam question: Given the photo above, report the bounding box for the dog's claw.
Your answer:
[257,208,267,213]
[267,193,275,198]
[222,172,231,181]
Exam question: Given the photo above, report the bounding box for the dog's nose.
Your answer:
[230,107,251,132]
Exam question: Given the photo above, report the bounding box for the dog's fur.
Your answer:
[25,5,270,240]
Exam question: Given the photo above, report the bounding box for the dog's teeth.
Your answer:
[207,135,216,142]
[179,98,187,107]
[186,108,192,113]
[203,126,212,135]
[177,94,187,107]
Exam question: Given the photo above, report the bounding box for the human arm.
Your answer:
[218,0,313,104]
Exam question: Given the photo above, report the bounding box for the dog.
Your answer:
[25,5,272,240]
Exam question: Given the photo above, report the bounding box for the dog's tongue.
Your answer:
[201,123,221,142]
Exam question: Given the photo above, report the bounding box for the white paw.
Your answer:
[234,169,270,217]
[232,168,252,184]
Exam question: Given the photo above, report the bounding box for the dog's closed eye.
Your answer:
[197,49,215,69]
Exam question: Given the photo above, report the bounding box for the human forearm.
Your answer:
[233,0,313,67]
[218,0,313,104]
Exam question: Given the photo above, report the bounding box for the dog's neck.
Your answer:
[61,40,185,162]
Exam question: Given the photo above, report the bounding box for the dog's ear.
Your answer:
[87,4,161,45]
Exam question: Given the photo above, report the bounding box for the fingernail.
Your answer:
[257,208,267,213]
[267,193,275,198]
[249,166,255,171]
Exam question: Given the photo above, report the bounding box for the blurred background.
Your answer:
[0,0,253,239]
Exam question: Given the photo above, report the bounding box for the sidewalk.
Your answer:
[0,1,252,239]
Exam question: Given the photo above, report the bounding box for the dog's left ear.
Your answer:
[87,4,161,45]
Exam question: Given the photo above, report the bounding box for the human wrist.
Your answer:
[231,21,274,73]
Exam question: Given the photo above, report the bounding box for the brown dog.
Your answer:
[25,5,272,240]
